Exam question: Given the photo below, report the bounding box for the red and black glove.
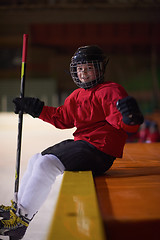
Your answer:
[116,96,144,126]
[13,97,44,118]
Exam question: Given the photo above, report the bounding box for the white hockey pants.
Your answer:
[17,153,65,219]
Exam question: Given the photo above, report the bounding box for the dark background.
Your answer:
[0,0,160,116]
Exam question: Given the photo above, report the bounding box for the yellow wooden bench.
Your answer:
[47,171,105,240]
[47,143,160,240]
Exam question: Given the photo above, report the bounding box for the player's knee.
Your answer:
[28,153,41,169]
[34,154,64,179]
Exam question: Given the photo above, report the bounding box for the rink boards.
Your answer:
[47,143,160,240]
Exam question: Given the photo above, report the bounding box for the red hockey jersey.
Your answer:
[39,82,139,157]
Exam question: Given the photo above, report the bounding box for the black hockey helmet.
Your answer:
[70,45,108,89]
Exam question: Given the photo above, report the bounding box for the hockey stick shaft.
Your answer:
[14,34,29,194]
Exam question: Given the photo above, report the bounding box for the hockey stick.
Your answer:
[14,34,29,197]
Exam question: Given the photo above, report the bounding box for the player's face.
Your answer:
[77,63,97,83]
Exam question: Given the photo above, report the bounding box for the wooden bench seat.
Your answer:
[95,143,160,240]
[47,143,160,240]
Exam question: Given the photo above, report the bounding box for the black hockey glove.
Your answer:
[13,97,44,118]
[116,96,144,125]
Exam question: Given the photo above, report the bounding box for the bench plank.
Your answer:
[95,143,160,240]
[47,171,105,240]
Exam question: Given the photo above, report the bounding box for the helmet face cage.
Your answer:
[70,60,105,89]
[70,45,107,89]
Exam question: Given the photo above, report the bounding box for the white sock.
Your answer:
[18,153,40,203]
[18,153,65,219]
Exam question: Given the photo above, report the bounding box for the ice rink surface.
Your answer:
[0,113,75,240]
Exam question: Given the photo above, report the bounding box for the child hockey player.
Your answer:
[0,45,144,239]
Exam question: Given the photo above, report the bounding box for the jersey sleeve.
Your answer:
[101,84,139,133]
[39,94,75,129]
